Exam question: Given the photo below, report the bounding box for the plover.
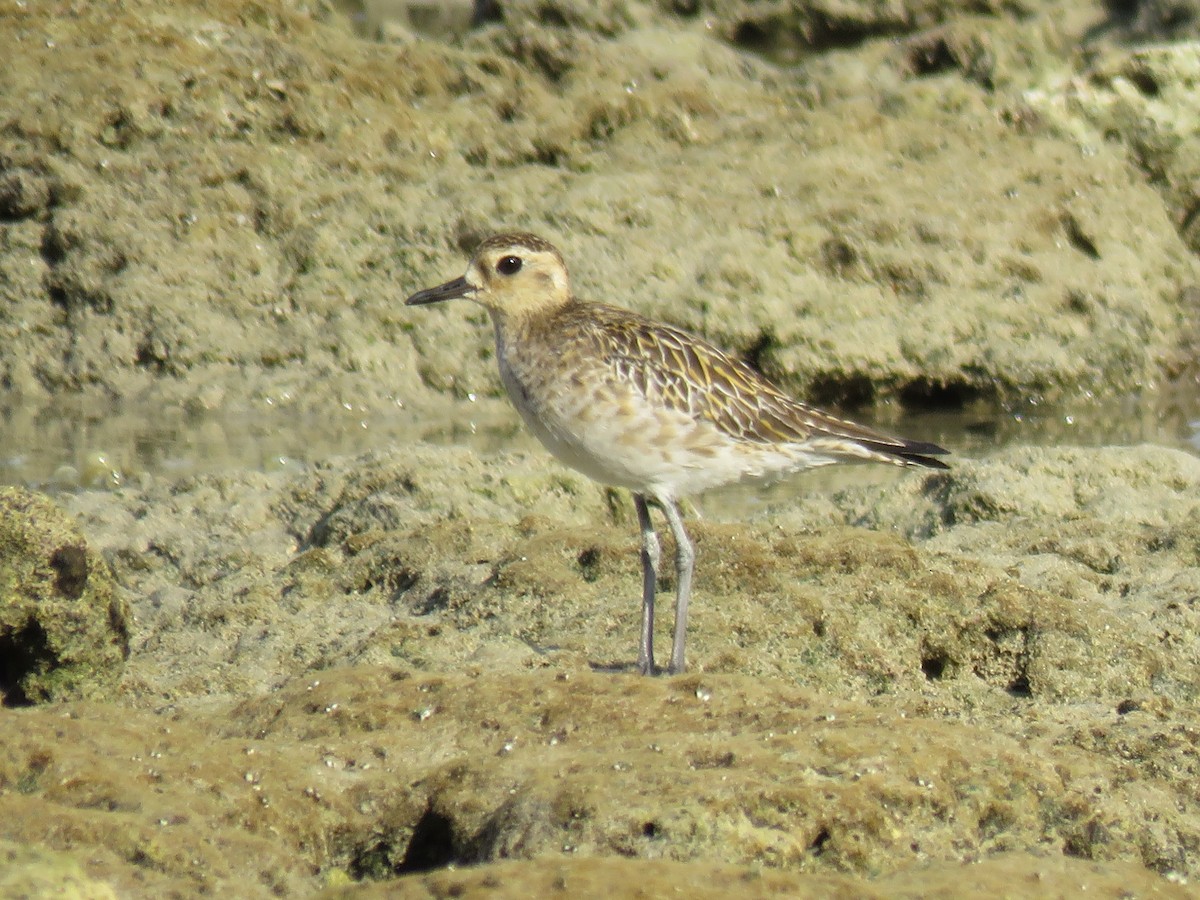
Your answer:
[406,232,948,674]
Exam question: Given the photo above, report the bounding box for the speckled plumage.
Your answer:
[407,232,948,674]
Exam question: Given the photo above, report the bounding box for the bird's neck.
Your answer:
[488,299,577,354]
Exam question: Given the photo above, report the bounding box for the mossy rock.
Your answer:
[0,840,117,899]
[0,487,129,704]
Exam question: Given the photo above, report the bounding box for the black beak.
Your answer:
[406,276,474,306]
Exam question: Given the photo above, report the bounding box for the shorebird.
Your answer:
[406,233,948,674]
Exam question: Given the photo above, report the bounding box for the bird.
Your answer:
[406,232,949,675]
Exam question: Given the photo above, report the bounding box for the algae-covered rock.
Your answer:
[0,840,118,899]
[0,487,129,704]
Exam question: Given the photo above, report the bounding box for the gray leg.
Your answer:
[657,497,694,675]
[633,494,660,675]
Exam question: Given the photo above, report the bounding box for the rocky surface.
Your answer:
[0,0,1198,896]
[1,0,1198,418]
[0,487,129,704]
[0,443,1193,896]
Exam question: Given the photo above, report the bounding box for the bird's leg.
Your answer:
[633,493,660,676]
[658,497,694,675]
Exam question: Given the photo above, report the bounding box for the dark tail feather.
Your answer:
[857,438,950,470]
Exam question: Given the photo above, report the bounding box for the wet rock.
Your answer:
[0,487,129,704]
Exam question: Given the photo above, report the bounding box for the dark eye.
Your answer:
[496,255,522,275]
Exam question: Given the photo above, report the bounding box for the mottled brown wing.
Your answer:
[585,304,948,468]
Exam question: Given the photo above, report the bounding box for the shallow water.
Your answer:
[3,383,1197,492]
